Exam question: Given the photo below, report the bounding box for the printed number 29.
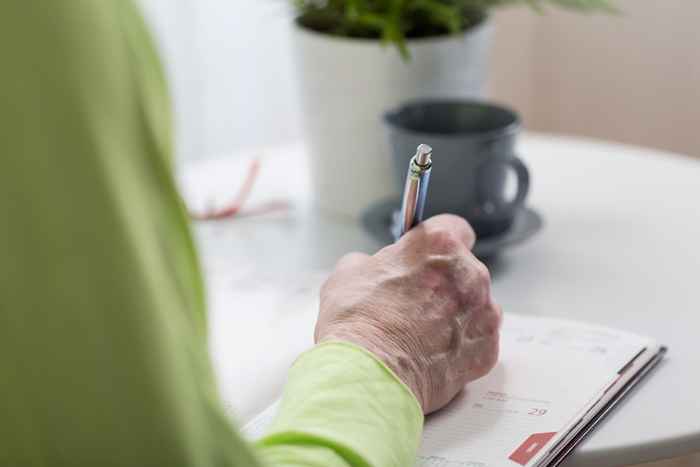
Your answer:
[528,408,548,416]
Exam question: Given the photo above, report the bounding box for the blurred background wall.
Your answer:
[490,0,700,158]
[140,0,299,161]
[140,0,700,161]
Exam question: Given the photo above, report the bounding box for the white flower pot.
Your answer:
[292,20,492,218]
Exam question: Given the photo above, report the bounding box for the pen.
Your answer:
[396,144,433,239]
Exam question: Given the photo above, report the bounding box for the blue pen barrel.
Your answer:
[414,167,431,227]
[398,145,433,238]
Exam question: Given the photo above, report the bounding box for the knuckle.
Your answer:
[463,223,476,244]
[427,228,462,253]
[450,215,476,240]
[420,256,450,290]
[425,254,463,283]
[459,259,491,307]
[475,337,500,379]
[425,254,474,309]
[425,253,452,270]
[432,214,475,243]
[481,301,503,335]
[474,260,491,286]
[432,214,470,232]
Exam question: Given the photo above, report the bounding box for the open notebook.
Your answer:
[243,313,666,467]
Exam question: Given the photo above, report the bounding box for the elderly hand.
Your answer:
[315,214,502,415]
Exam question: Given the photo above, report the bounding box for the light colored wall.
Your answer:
[489,1,700,157]
[140,0,300,161]
[487,8,537,123]
[194,1,300,157]
[139,0,205,161]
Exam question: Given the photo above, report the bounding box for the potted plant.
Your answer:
[290,0,614,218]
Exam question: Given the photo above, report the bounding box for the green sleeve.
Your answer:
[0,2,422,467]
[259,342,423,467]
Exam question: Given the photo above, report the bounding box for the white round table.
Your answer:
[180,134,700,467]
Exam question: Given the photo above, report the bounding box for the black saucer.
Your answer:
[361,199,543,259]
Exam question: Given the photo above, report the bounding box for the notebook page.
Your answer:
[418,313,653,467]
[243,313,654,467]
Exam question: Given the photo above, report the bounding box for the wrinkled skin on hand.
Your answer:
[315,215,502,415]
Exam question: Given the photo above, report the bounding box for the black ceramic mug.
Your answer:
[385,99,530,238]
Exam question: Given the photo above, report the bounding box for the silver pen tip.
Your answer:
[415,144,433,166]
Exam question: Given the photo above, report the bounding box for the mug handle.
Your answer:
[477,156,530,218]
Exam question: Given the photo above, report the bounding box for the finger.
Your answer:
[477,301,503,336]
[403,214,476,251]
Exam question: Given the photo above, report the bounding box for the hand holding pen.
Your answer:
[317,216,501,413]
[316,143,502,413]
